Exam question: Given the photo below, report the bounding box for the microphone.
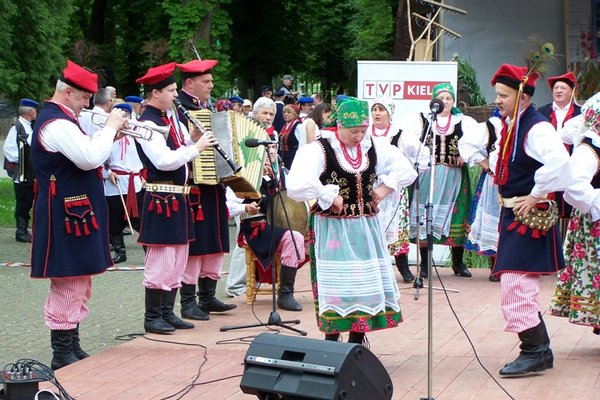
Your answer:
[244,137,278,148]
[429,98,445,114]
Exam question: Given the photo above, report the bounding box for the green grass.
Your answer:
[0,178,16,227]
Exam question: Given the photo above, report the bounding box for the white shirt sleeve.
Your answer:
[135,120,200,171]
[3,125,18,162]
[458,118,490,166]
[564,141,600,221]
[225,186,247,217]
[397,129,430,172]
[39,119,116,170]
[559,114,585,145]
[524,121,572,197]
[373,136,418,191]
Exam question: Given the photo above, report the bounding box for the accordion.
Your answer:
[188,110,269,199]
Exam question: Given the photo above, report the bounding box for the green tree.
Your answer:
[0,1,75,104]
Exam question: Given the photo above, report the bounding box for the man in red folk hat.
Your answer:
[173,59,238,322]
[537,72,582,235]
[134,62,217,334]
[490,64,573,376]
[30,60,128,370]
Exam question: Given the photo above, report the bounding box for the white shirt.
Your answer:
[458,116,502,166]
[78,106,106,137]
[3,116,33,162]
[135,109,199,182]
[103,136,145,196]
[552,101,572,130]
[564,131,600,221]
[368,122,430,172]
[39,102,115,171]
[287,129,418,210]
[488,111,572,198]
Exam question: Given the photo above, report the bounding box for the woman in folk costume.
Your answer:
[369,97,429,283]
[459,109,503,282]
[287,98,417,344]
[278,103,303,169]
[549,92,600,336]
[403,83,478,278]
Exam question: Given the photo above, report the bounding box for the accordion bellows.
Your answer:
[189,110,269,199]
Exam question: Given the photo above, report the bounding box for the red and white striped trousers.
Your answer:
[500,272,541,332]
[44,277,92,330]
[143,244,189,290]
[183,253,225,283]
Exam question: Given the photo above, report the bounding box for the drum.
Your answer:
[269,190,309,236]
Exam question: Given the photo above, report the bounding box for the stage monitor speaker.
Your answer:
[240,332,393,400]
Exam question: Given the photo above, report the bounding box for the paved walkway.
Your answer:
[0,226,237,370]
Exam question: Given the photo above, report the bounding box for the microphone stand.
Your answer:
[220,146,306,336]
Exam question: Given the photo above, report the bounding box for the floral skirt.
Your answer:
[549,209,600,329]
[378,187,410,256]
[309,213,402,334]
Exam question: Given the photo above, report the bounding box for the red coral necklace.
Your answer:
[435,115,452,134]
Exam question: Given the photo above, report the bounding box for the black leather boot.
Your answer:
[451,247,472,277]
[277,265,302,311]
[180,284,209,320]
[50,329,80,370]
[72,324,89,360]
[111,233,127,263]
[144,288,175,334]
[348,332,365,344]
[161,289,194,329]
[325,333,340,341]
[197,277,237,313]
[538,312,553,368]
[499,322,547,376]
[419,247,429,278]
[395,254,414,283]
[489,256,500,282]
[15,215,32,242]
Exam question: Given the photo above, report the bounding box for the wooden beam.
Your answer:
[418,0,467,15]
[412,13,461,38]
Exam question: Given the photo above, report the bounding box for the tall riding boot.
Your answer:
[277,265,302,311]
[489,255,500,282]
[538,312,553,368]
[419,247,429,278]
[451,246,472,277]
[197,277,237,313]
[15,215,31,242]
[72,324,89,360]
[50,329,79,370]
[499,322,547,376]
[144,288,175,334]
[180,284,209,320]
[161,289,194,329]
[348,332,365,344]
[111,233,127,264]
[395,254,414,283]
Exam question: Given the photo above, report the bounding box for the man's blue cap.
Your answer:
[113,103,133,114]
[298,96,314,104]
[20,98,39,108]
[229,96,244,104]
[124,95,143,104]
[260,85,273,93]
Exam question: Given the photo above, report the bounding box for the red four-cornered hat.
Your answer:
[491,64,539,94]
[547,71,577,89]
[177,60,219,76]
[136,62,177,87]
[61,60,98,93]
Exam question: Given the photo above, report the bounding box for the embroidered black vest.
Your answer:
[311,137,378,217]
[420,113,462,167]
[580,137,600,189]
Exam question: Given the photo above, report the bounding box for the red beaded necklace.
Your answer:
[371,124,390,137]
[435,114,452,135]
[335,130,363,169]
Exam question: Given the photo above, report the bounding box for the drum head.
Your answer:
[269,190,309,235]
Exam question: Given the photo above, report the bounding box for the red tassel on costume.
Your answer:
[507,221,519,231]
[65,218,71,234]
[165,201,172,218]
[156,201,163,215]
[50,179,56,197]
[83,220,91,236]
[91,213,99,230]
[172,196,179,212]
[541,230,547,237]
[531,228,540,239]
[196,206,204,221]
[74,221,82,237]
[148,199,155,212]
[517,224,528,235]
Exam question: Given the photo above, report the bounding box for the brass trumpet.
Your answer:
[80,109,168,140]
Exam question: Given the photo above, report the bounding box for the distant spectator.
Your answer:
[273,89,286,133]
[229,96,244,113]
[242,99,253,119]
[260,85,273,99]
[311,93,322,104]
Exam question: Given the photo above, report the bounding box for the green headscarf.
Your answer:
[325,97,369,128]
[431,82,463,115]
